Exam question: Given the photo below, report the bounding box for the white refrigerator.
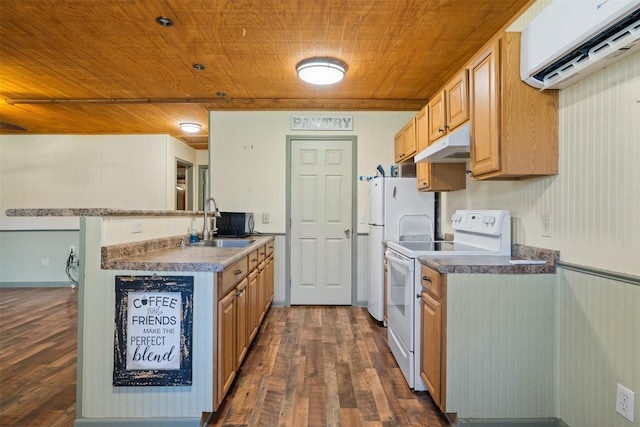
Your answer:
[367,177,435,321]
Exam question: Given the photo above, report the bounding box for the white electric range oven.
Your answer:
[384,209,511,390]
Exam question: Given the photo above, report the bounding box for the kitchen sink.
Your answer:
[189,239,255,248]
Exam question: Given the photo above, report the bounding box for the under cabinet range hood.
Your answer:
[414,122,470,163]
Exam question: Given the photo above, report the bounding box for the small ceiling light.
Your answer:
[155,16,173,27]
[193,64,205,70]
[180,123,201,133]
[296,57,347,85]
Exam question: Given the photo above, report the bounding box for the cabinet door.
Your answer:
[415,107,431,191]
[235,278,248,367]
[427,91,446,142]
[248,270,259,343]
[217,289,236,402]
[265,255,274,307]
[402,118,416,159]
[445,69,469,131]
[421,291,443,409]
[394,130,404,163]
[469,39,501,176]
[257,261,267,324]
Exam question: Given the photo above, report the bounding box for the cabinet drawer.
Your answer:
[420,265,442,299]
[257,244,267,263]
[265,240,274,257]
[219,256,248,297]
[247,250,259,271]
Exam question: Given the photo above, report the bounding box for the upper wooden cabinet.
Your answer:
[394,117,417,163]
[469,32,558,180]
[416,106,466,192]
[428,70,469,143]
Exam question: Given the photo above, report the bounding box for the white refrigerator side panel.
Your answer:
[367,225,385,321]
[383,178,434,241]
[368,178,385,226]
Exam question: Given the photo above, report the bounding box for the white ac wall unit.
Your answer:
[521,0,640,90]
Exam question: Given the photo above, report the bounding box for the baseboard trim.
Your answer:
[458,418,568,427]
[74,417,202,427]
[0,281,72,288]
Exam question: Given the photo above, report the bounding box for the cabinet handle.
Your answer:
[422,276,432,282]
[438,128,444,133]
[234,269,243,276]
[417,293,422,299]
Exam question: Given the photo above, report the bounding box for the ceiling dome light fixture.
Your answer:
[180,123,201,133]
[296,57,347,85]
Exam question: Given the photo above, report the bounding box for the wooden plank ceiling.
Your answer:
[0,0,531,149]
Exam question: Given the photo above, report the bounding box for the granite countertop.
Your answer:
[5,208,204,217]
[418,244,559,274]
[102,235,274,273]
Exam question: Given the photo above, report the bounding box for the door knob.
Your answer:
[344,228,351,237]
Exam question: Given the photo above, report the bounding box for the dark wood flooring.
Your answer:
[0,288,450,427]
[0,287,77,427]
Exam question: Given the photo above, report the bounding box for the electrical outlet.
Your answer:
[616,383,635,422]
[131,220,143,234]
[262,212,270,224]
[541,213,552,237]
[359,212,366,224]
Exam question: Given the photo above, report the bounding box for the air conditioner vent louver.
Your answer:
[521,0,640,90]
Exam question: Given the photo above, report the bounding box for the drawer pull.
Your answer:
[417,293,422,299]
[422,276,432,282]
[234,269,243,276]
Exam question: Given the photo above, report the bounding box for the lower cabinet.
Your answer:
[214,239,275,410]
[420,265,446,412]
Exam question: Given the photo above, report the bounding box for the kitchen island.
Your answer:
[6,209,275,427]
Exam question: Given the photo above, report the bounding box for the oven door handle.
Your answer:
[384,253,412,271]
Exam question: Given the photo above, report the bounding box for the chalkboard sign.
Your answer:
[113,275,193,386]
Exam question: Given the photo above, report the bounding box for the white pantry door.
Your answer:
[290,138,353,305]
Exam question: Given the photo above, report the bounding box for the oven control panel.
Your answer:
[451,210,510,236]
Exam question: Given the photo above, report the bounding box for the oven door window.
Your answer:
[385,251,414,350]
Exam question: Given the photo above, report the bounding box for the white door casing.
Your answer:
[289,137,354,305]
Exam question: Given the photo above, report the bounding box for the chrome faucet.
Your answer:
[203,197,221,241]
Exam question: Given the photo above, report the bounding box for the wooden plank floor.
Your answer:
[208,306,450,427]
[0,288,450,427]
[0,287,77,427]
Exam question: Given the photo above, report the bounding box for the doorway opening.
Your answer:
[176,159,194,210]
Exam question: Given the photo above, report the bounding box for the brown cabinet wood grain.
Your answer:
[428,69,469,144]
[214,238,275,410]
[394,117,417,163]
[419,264,446,412]
[469,32,558,180]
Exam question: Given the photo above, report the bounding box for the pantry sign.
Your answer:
[113,275,193,386]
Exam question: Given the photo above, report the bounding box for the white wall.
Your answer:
[208,111,414,235]
[0,134,202,284]
[208,111,415,304]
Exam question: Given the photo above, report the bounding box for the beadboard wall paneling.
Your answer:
[446,273,556,419]
[558,268,640,427]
